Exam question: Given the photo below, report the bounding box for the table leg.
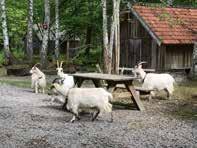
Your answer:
[106,81,116,93]
[124,83,145,111]
[74,78,84,87]
[92,79,102,88]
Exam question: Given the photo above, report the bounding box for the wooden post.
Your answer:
[192,42,197,77]
[151,40,157,69]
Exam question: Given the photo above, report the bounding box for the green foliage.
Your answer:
[73,47,102,69]
[6,0,27,48]
[0,51,4,66]
[60,0,102,44]
[0,0,196,66]
[11,48,24,59]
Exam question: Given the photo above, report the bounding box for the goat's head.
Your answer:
[132,61,147,80]
[30,63,41,74]
[51,78,67,95]
[56,60,64,75]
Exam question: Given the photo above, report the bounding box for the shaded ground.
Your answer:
[0,76,197,148]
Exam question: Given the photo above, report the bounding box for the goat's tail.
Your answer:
[107,92,113,102]
[103,102,112,113]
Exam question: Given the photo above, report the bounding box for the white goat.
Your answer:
[30,64,46,94]
[51,81,113,123]
[132,62,175,99]
[56,60,75,89]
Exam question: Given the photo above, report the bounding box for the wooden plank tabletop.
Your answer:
[71,73,136,81]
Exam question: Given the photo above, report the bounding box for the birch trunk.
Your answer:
[108,0,116,74]
[0,0,12,64]
[54,0,59,60]
[101,0,109,73]
[113,0,120,74]
[26,0,33,62]
[40,0,50,68]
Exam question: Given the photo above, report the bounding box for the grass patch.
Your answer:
[0,79,31,88]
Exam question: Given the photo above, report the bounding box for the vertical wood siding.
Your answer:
[120,12,193,71]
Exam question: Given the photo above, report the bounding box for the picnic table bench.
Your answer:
[71,73,145,111]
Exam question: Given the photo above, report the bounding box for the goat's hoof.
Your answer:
[70,120,75,123]
[109,119,113,123]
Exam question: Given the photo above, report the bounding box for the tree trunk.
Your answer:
[113,0,120,74]
[26,0,33,63]
[108,0,117,74]
[40,0,50,68]
[54,0,59,60]
[102,0,109,73]
[0,0,13,65]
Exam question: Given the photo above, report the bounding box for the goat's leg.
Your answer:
[70,115,76,123]
[150,91,155,100]
[92,109,100,121]
[110,111,113,123]
[62,97,68,110]
[35,82,38,94]
[70,113,80,123]
[165,88,172,99]
[42,88,45,94]
[70,107,80,123]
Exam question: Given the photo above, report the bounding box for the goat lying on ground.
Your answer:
[51,80,113,123]
[30,64,46,94]
[56,61,74,89]
[132,62,175,99]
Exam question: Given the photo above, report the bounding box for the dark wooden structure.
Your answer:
[71,73,145,111]
[120,5,197,71]
[23,24,80,58]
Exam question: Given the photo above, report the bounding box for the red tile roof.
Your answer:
[133,6,197,44]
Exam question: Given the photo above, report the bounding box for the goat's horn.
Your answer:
[60,61,64,68]
[57,60,59,68]
[34,63,41,67]
[138,61,147,66]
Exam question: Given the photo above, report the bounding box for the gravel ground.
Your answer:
[0,83,197,148]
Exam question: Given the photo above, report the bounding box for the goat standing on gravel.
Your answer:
[30,64,46,94]
[132,62,175,99]
[56,61,75,89]
[51,80,113,123]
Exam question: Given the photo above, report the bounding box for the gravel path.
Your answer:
[0,84,196,148]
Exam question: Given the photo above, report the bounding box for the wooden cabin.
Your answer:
[120,5,197,72]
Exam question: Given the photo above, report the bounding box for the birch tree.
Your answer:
[113,0,121,74]
[26,0,33,62]
[0,0,13,64]
[40,0,50,67]
[54,0,59,60]
[101,0,109,73]
[102,0,121,74]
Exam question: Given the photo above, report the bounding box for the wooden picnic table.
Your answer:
[71,73,145,111]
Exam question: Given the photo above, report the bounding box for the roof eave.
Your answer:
[130,7,162,46]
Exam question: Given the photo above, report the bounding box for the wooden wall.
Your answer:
[120,12,193,71]
[120,12,152,69]
[165,44,193,70]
